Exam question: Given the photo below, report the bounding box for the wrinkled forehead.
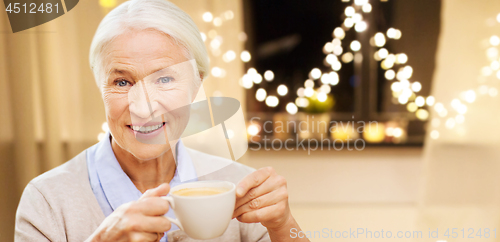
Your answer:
[102,29,190,78]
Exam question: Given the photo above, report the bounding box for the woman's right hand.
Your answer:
[86,183,171,242]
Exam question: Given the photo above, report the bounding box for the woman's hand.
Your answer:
[233,167,310,242]
[86,183,171,242]
[233,167,291,230]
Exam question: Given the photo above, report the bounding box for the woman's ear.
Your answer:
[199,72,204,81]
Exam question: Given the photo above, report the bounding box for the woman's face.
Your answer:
[101,29,200,160]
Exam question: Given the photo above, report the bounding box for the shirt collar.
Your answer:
[94,132,197,211]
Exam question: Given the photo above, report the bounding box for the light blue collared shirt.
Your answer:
[86,132,197,242]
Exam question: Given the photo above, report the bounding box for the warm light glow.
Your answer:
[482,66,493,76]
[326,54,338,64]
[355,21,367,32]
[407,102,418,112]
[223,50,236,62]
[277,85,288,96]
[393,127,403,138]
[491,61,500,70]
[256,88,267,102]
[385,70,395,80]
[305,79,315,88]
[211,67,223,77]
[264,70,274,81]
[320,73,330,84]
[329,72,339,85]
[362,3,372,13]
[344,18,354,28]
[304,87,314,97]
[374,33,386,47]
[210,38,221,49]
[345,6,355,17]
[213,17,222,27]
[317,92,328,102]
[331,61,342,71]
[310,68,322,80]
[342,52,354,63]
[265,95,279,107]
[430,130,439,140]
[247,124,260,136]
[101,122,109,132]
[324,42,334,53]
[396,53,408,64]
[387,28,397,38]
[350,40,361,52]
[426,96,435,106]
[416,109,429,120]
[333,46,343,56]
[241,75,253,89]
[378,48,389,59]
[224,10,234,20]
[352,13,362,23]
[464,90,476,103]
[202,12,213,22]
[354,0,368,6]
[490,35,500,46]
[363,123,385,143]
[394,29,402,39]
[398,95,409,104]
[240,51,251,62]
[411,82,422,92]
[455,114,465,124]
[320,84,331,94]
[415,96,425,107]
[286,102,298,115]
[297,87,305,97]
[295,97,309,108]
[391,82,402,92]
[253,73,263,84]
[333,27,346,40]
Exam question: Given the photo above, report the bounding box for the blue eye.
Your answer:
[116,80,130,87]
[158,77,173,84]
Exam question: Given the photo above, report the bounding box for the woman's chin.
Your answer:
[128,144,172,161]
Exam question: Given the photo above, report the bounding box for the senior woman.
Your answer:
[15,0,309,242]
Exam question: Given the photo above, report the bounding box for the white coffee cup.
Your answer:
[161,180,236,240]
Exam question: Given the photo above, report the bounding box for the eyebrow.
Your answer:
[108,66,178,79]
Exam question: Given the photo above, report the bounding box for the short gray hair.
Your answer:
[89,0,209,90]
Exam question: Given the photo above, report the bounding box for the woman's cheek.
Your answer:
[102,90,130,119]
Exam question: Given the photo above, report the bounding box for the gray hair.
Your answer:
[89,0,209,90]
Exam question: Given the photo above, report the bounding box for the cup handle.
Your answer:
[161,196,184,231]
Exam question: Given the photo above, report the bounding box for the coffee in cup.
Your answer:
[162,180,235,240]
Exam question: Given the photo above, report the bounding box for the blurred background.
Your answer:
[2,0,500,241]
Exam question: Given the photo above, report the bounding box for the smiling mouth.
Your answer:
[127,122,166,134]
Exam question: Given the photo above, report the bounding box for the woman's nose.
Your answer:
[128,82,158,119]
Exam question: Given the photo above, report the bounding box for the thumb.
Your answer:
[140,183,170,199]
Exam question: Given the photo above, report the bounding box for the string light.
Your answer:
[264,70,274,81]
[256,88,267,102]
[202,12,213,22]
[350,40,361,51]
[265,96,279,107]
[286,103,298,115]
[240,50,251,62]
[277,85,288,96]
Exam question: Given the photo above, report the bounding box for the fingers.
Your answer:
[233,186,287,219]
[236,167,274,197]
[141,183,170,199]
[129,231,162,242]
[236,202,287,224]
[132,197,170,216]
[133,216,171,233]
[234,176,276,209]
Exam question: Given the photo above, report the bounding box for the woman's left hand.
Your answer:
[233,167,291,230]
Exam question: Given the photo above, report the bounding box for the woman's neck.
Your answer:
[110,138,177,193]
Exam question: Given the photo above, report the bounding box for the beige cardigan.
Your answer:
[15,148,271,242]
